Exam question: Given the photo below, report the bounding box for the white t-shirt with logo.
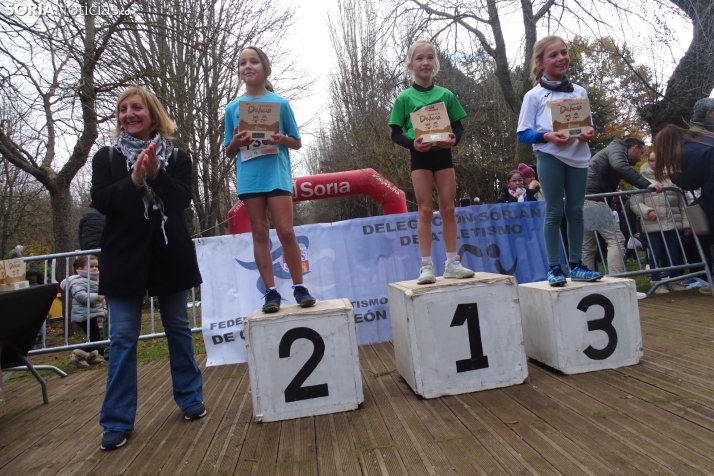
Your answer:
[517,83,592,168]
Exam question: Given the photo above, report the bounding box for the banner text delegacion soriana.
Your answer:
[196,201,548,366]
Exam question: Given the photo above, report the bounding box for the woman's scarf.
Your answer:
[114,131,174,244]
[539,75,574,93]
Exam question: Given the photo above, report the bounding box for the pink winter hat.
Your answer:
[518,163,536,178]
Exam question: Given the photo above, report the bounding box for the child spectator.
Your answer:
[497,170,538,203]
[518,163,544,201]
[61,255,106,367]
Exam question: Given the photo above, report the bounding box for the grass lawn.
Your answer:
[598,254,709,294]
[4,305,205,384]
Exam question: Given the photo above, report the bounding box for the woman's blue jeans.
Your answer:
[99,290,203,433]
[647,230,683,281]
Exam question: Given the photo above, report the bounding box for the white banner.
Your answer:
[197,202,548,366]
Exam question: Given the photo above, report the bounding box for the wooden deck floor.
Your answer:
[2,293,714,475]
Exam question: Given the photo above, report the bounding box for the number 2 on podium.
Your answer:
[279,327,330,403]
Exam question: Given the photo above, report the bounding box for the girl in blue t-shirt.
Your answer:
[516,35,602,286]
[389,40,475,285]
[225,46,315,312]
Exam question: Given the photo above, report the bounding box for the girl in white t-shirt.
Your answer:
[517,35,603,286]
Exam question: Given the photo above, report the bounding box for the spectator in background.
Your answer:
[684,98,714,290]
[8,244,23,258]
[630,152,690,293]
[79,203,106,251]
[61,255,107,366]
[497,170,537,203]
[79,202,109,360]
[653,124,714,295]
[518,163,544,201]
[689,98,714,133]
[582,138,663,274]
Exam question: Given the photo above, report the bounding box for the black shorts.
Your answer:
[238,188,293,201]
[410,147,454,172]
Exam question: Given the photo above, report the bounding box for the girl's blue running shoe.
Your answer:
[547,266,567,287]
[570,264,603,282]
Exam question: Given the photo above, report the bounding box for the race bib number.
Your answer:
[240,140,278,161]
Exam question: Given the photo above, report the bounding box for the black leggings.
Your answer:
[77,317,104,355]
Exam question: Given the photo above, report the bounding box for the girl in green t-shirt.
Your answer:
[389,40,475,285]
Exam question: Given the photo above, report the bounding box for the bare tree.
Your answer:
[638,0,714,132]
[563,0,714,133]
[438,51,519,202]
[0,1,134,253]
[384,0,558,164]
[0,159,54,256]
[304,0,414,223]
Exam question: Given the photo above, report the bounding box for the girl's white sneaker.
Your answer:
[443,256,475,279]
[417,261,436,284]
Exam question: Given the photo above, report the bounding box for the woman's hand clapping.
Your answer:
[131,142,158,186]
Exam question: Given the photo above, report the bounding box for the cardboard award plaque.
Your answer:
[1,258,28,291]
[547,98,593,136]
[239,102,280,140]
[411,102,452,142]
[4,259,25,284]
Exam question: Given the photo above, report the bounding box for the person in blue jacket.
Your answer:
[652,124,714,295]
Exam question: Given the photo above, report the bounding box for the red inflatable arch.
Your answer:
[228,168,408,234]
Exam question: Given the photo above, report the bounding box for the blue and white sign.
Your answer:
[197,202,549,366]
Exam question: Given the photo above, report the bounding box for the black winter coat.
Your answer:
[670,135,714,232]
[78,205,106,250]
[497,188,538,203]
[585,140,651,195]
[91,146,202,297]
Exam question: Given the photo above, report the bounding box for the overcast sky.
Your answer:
[284,0,700,164]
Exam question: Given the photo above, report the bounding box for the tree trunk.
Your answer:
[639,0,714,133]
[49,186,74,280]
[514,141,534,166]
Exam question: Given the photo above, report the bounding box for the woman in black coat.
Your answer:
[91,87,205,451]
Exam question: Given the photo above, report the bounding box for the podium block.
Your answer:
[244,299,363,422]
[388,273,528,399]
[518,277,643,374]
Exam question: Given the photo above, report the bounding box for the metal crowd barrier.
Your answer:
[574,188,713,295]
[17,249,201,358]
[14,190,713,360]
